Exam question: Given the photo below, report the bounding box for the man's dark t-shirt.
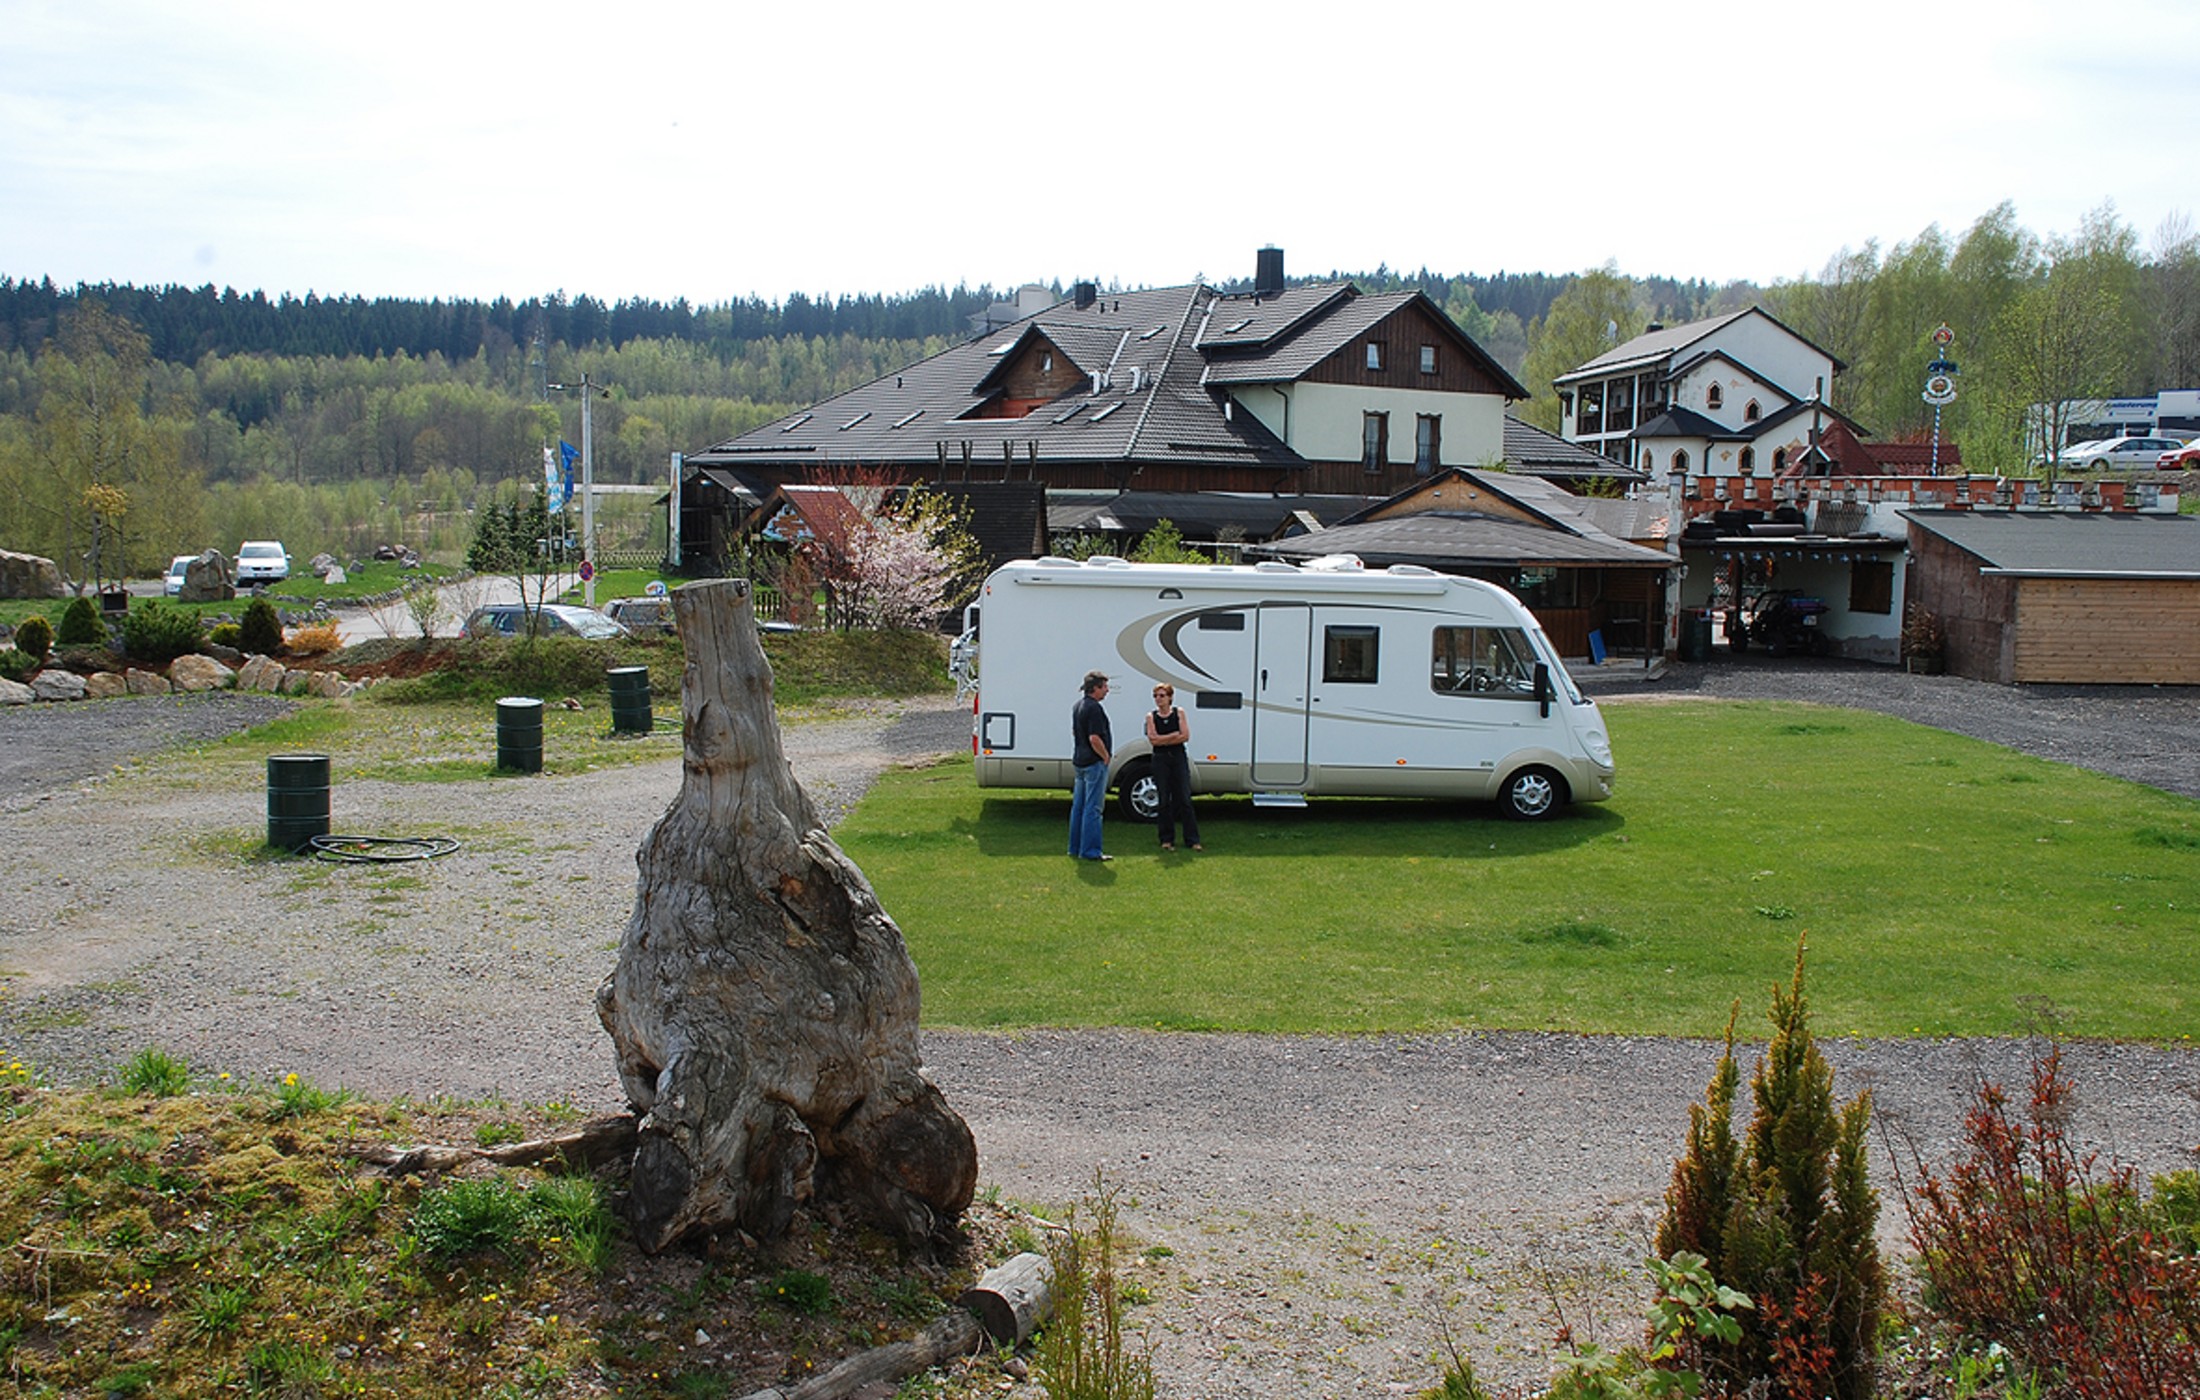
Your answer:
[1072,694,1111,768]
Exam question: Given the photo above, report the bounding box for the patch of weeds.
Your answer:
[1777,722,1849,736]
[670,1371,732,1399]
[247,1337,335,1390]
[532,1175,616,1273]
[94,1360,160,1395]
[188,1281,253,1338]
[1037,1171,1156,1400]
[412,1178,535,1261]
[1754,904,1798,921]
[874,1276,943,1322]
[15,1005,89,1032]
[118,1047,191,1097]
[474,1120,526,1147]
[266,1071,352,1119]
[760,1268,837,1316]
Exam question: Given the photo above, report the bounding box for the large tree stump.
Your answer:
[596,578,977,1252]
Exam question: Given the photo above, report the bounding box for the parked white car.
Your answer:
[2055,435,2188,471]
[234,540,291,584]
[164,555,193,596]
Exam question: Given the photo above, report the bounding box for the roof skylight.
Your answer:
[840,411,871,431]
[778,413,814,433]
[890,409,925,429]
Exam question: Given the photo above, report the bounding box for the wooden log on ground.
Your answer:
[595,577,978,1252]
[351,1114,639,1175]
[959,1251,1055,1347]
[730,1251,1055,1400]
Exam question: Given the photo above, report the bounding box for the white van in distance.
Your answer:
[957,555,1615,822]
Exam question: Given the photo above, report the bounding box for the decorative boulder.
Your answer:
[167,655,232,692]
[0,677,32,706]
[30,670,87,702]
[83,672,127,699]
[310,553,338,578]
[125,668,170,695]
[280,670,313,695]
[179,551,235,603]
[236,655,287,693]
[323,565,347,586]
[0,550,66,600]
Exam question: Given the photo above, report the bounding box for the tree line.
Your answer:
[4,202,2190,591]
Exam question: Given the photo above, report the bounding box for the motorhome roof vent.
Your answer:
[1303,554,1365,572]
[1084,555,1129,567]
[1033,556,1079,567]
[1386,563,1438,577]
[1252,560,1298,573]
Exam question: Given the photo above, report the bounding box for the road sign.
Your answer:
[578,559,596,583]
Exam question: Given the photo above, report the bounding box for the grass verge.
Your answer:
[0,1065,1032,1400]
[838,699,2200,1041]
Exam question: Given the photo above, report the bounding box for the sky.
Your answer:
[4,0,2196,308]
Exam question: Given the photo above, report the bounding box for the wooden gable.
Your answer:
[1300,300,1517,397]
[1363,470,1554,528]
[967,331,1091,419]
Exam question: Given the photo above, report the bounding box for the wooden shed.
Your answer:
[1901,509,2200,685]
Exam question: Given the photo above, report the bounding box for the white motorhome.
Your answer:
[956,555,1615,822]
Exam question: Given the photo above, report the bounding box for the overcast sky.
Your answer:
[4,0,2194,308]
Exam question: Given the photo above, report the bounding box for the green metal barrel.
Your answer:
[607,666,652,735]
[266,753,331,853]
[495,696,544,773]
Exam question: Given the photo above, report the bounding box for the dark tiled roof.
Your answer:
[1251,513,1675,569]
[687,277,1519,476]
[1632,406,1748,441]
[1502,416,1647,481]
[1901,509,2200,576]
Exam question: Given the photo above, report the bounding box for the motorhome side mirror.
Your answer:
[1534,662,1551,719]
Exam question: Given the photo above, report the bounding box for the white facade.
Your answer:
[1557,309,1839,465]
[1232,382,1508,472]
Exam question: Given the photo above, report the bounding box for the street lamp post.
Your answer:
[547,373,609,607]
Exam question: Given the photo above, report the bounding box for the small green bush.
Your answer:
[413,1178,535,1261]
[56,596,104,646]
[119,1048,191,1097]
[0,648,36,683]
[239,598,284,655]
[117,602,205,664]
[12,615,52,661]
[759,1269,836,1316]
[207,622,243,648]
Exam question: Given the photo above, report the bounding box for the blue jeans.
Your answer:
[1068,761,1107,858]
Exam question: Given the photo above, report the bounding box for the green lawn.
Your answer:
[839,700,2200,1042]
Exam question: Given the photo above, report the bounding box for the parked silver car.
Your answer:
[2055,435,2188,471]
[463,603,629,640]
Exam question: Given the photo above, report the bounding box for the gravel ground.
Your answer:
[2,662,2196,1397]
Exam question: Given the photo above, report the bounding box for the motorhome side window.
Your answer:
[1322,626,1380,683]
[1430,626,1538,697]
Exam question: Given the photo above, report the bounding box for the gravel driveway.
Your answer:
[2,661,2195,1397]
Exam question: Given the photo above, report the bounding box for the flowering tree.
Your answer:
[798,473,981,631]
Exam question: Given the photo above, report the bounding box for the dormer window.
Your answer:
[1706,384,1724,411]
[1419,345,1437,375]
[1744,398,1760,422]
[1365,342,1384,372]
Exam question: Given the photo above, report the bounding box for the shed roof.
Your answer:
[1901,509,2200,578]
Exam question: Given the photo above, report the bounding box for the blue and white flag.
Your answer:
[559,440,580,506]
[543,445,569,512]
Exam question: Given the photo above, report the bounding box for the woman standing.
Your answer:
[1144,684,1202,851]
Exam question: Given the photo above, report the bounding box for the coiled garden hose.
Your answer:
[304,834,463,863]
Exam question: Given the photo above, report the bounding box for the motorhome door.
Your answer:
[1250,603,1311,784]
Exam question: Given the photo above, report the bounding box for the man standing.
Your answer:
[1069,670,1113,861]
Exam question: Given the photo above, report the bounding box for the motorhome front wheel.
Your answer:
[1499,767,1565,821]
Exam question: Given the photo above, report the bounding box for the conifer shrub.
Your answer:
[0,648,36,683]
[117,602,205,664]
[1655,941,1882,1399]
[56,595,104,646]
[208,622,243,648]
[12,615,52,661]
[239,598,284,655]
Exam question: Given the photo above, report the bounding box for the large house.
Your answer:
[681,250,1527,503]
[1554,308,1854,477]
